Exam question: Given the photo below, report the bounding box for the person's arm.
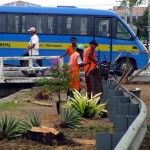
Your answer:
[60,50,68,58]
[77,56,91,67]
[25,44,35,53]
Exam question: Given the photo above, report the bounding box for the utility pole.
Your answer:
[148,0,150,51]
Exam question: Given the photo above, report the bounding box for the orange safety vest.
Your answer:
[67,45,76,57]
[83,47,96,75]
[68,52,81,90]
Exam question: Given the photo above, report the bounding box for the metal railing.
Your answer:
[115,86,147,150]
[0,56,64,83]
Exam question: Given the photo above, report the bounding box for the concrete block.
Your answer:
[128,116,136,127]
[129,104,139,116]
[119,103,129,116]
[115,115,128,133]
[96,133,112,150]
[112,96,122,125]
[108,90,124,121]
[121,96,130,103]
[112,133,124,149]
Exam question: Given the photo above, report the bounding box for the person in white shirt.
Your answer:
[25,27,43,76]
[26,27,39,56]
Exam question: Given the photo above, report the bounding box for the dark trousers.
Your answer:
[85,74,92,98]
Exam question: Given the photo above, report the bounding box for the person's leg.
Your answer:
[33,60,45,76]
[85,74,92,98]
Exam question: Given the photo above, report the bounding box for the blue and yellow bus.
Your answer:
[0,6,149,75]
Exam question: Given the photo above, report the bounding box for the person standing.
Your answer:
[25,27,43,76]
[68,45,90,97]
[60,37,77,59]
[83,40,98,96]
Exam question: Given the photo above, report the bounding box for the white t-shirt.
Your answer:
[77,56,82,64]
[29,34,39,56]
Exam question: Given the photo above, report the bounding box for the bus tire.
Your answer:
[21,60,40,77]
[116,59,135,76]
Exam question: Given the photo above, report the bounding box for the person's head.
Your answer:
[102,24,107,31]
[76,44,84,55]
[27,27,36,35]
[89,40,98,50]
[70,37,77,46]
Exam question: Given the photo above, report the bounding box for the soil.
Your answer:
[0,87,113,150]
[0,83,150,149]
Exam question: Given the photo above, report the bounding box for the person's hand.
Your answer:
[24,49,28,53]
[88,61,91,64]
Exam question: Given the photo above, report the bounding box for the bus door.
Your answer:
[94,17,112,62]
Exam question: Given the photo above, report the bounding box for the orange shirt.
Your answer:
[67,45,76,57]
[83,47,96,75]
[68,52,81,90]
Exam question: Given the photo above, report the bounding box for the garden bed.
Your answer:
[0,83,150,150]
[0,87,112,149]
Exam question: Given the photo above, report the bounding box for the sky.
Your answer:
[0,0,121,10]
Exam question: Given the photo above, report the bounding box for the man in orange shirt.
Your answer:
[68,45,90,97]
[60,37,77,58]
[83,40,98,96]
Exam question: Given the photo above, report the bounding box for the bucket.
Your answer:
[129,88,141,98]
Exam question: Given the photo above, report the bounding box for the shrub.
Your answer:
[36,60,70,103]
[0,114,22,140]
[18,112,41,134]
[59,108,82,129]
[66,90,106,118]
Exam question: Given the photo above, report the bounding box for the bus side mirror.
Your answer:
[136,28,141,38]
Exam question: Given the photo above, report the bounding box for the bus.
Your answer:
[0,6,149,75]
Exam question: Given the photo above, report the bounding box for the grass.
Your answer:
[0,101,25,109]
[145,125,150,139]
[88,125,114,133]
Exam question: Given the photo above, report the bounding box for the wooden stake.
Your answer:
[128,62,150,83]
[115,67,133,90]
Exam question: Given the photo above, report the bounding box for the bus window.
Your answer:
[95,18,110,37]
[48,16,54,34]
[74,16,92,35]
[22,15,38,33]
[58,16,73,35]
[8,15,20,33]
[40,16,54,34]
[116,20,131,40]
[0,14,6,32]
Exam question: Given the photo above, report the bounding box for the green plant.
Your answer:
[36,60,70,103]
[18,112,41,134]
[0,114,22,140]
[66,90,106,118]
[59,108,82,129]
[145,125,150,139]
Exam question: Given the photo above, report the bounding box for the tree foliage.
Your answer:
[120,0,147,8]
[36,60,70,102]
[134,8,148,38]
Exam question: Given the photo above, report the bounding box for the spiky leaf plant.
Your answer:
[67,90,106,118]
[18,112,41,134]
[0,114,22,140]
[59,108,82,129]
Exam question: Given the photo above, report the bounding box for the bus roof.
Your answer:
[0,6,117,17]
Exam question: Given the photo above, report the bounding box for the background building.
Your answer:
[113,6,147,33]
[2,0,40,7]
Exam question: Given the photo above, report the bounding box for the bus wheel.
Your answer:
[21,60,39,77]
[116,59,135,76]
